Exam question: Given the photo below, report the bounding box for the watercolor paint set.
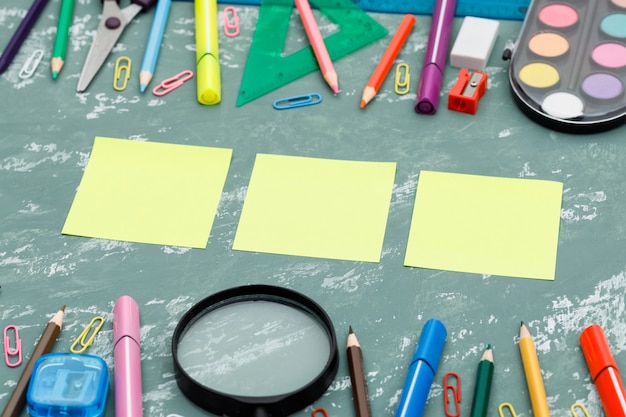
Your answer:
[505,0,626,133]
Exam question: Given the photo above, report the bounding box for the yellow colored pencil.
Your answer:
[519,322,550,417]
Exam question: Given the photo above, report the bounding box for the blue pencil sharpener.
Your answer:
[27,353,109,417]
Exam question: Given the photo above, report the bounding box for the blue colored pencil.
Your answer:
[139,0,172,92]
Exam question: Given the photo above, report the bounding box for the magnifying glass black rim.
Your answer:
[171,284,339,417]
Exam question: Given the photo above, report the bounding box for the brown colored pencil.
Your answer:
[347,326,372,417]
[1,305,66,417]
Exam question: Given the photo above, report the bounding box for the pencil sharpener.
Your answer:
[27,353,109,417]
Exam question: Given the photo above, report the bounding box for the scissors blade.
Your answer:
[77,1,130,92]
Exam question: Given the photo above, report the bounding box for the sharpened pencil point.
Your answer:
[51,71,58,80]
[349,326,354,334]
[140,84,147,93]
[60,305,66,312]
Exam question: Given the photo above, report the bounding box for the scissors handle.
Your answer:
[131,0,158,10]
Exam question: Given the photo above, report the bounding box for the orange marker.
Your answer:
[360,14,415,108]
[580,324,626,417]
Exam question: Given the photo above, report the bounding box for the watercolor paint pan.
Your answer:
[505,0,626,133]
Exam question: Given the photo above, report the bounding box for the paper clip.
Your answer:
[152,70,194,96]
[224,7,240,37]
[448,68,488,115]
[444,372,461,417]
[4,325,22,367]
[272,93,322,110]
[394,63,410,95]
[70,316,105,353]
[113,56,132,91]
[312,408,329,417]
[498,402,518,417]
[571,403,591,417]
[18,49,44,79]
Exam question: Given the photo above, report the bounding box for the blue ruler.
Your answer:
[175,0,530,20]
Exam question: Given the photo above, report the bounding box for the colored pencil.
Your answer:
[519,322,551,417]
[139,0,172,92]
[347,327,371,417]
[51,0,74,79]
[294,0,339,94]
[0,306,66,417]
[470,345,494,417]
[0,0,51,74]
[360,14,415,108]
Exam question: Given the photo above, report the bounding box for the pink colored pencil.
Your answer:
[294,0,339,94]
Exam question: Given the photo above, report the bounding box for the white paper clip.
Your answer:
[273,93,322,110]
[224,7,240,37]
[152,70,194,96]
[18,49,44,79]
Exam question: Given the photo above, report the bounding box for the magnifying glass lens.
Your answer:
[176,300,331,397]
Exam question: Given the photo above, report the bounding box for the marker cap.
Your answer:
[197,54,221,105]
[414,318,447,370]
[113,295,140,345]
[580,324,618,379]
[415,64,443,115]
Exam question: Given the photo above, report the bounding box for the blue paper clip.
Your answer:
[70,316,105,354]
[272,93,322,110]
[153,70,194,96]
[4,325,22,367]
[444,372,461,417]
[113,56,132,91]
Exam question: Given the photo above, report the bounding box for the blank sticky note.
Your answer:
[232,154,396,262]
[62,137,232,248]
[404,171,563,280]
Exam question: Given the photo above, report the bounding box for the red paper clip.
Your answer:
[312,408,329,417]
[4,325,22,368]
[152,70,194,96]
[223,6,240,37]
[444,372,461,417]
[448,68,488,115]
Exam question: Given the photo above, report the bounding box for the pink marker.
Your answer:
[114,296,143,417]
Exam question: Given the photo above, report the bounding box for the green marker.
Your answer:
[470,344,495,417]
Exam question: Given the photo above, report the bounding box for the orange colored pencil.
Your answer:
[295,0,339,94]
[361,14,415,108]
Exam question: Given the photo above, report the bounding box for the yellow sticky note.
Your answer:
[233,154,396,262]
[404,170,563,280]
[62,137,232,248]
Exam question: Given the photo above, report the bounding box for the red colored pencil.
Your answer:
[361,14,415,108]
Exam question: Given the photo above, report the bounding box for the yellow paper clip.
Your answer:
[223,6,240,37]
[18,49,44,79]
[152,70,194,96]
[498,403,518,417]
[70,316,105,353]
[394,63,410,95]
[113,56,132,91]
[571,403,591,417]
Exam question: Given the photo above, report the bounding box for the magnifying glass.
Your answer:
[172,285,339,417]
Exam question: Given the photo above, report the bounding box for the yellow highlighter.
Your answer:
[195,0,221,105]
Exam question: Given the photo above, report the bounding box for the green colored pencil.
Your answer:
[470,344,495,417]
[51,0,74,79]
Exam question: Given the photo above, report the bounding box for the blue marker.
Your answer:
[395,318,447,417]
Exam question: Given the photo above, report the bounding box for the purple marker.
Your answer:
[414,0,457,115]
[113,296,143,417]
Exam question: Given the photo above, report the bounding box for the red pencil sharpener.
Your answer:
[448,68,488,115]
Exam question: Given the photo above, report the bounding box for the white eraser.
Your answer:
[450,16,500,70]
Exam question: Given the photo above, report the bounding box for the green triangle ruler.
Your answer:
[236,0,388,106]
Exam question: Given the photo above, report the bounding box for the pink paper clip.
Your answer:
[4,325,22,367]
[223,7,240,37]
[152,70,194,96]
[444,372,461,417]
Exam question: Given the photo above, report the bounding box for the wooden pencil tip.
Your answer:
[486,343,492,350]
[349,326,354,334]
[60,305,66,312]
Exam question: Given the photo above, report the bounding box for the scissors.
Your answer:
[77,0,157,92]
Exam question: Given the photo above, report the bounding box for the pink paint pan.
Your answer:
[505,0,626,133]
